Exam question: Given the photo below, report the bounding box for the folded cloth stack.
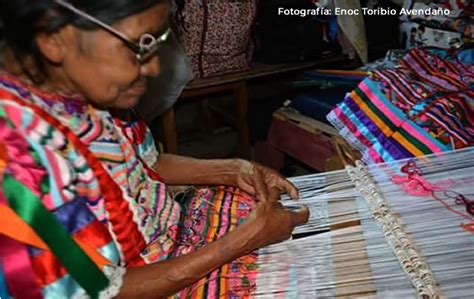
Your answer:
[328,48,474,164]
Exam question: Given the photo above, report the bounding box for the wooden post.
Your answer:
[234,81,251,159]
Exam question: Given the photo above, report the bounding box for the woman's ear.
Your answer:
[35,25,76,64]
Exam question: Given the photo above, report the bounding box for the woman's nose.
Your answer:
[140,55,160,78]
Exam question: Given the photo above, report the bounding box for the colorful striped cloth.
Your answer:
[171,187,258,298]
[0,72,258,298]
[328,48,473,164]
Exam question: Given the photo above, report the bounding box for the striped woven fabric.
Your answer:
[170,187,258,298]
[328,48,473,164]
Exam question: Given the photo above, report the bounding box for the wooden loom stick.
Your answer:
[326,173,377,298]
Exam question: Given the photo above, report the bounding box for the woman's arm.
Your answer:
[153,154,298,201]
[117,216,252,298]
[116,188,309,299]
[153,153,243,186]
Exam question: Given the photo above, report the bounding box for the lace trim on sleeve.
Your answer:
[99,266,126,299]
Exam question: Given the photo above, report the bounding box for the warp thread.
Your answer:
[391,160,474,234]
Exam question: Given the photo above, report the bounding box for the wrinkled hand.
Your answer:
[234,159,298,202]
[245,188,309,248]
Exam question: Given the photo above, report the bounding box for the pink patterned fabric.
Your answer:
[174,0,257,78]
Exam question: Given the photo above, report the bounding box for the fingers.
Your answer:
[257,164,299,199]
[249,189,309,247]
[289,205,310,227]
[252,169,270,202]
[267,187,281,201]
[241,162,298,202]
[238,180,256,196]
[267,188,308,225]
[276,177,299,199]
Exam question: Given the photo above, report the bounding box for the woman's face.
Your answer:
[58,3,169,109]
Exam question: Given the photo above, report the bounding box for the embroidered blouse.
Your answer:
[0,73,182,298]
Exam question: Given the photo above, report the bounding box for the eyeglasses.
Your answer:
[54,0,171,64]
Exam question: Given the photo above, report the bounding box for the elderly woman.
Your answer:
[0,1,309,298]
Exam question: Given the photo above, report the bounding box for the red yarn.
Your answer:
[392,159,474,234]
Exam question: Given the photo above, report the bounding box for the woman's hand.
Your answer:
[234,159,299,202]
[117,189,308,299]
[243,187,309,248]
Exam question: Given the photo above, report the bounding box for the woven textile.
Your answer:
[328,48,473,164]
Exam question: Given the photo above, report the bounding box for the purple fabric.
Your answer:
[343,95,412,160]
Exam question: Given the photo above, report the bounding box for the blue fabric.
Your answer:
[424,48,474,64]
[0,263,11,299]
[458,49,474,64]
[304,71,366,82]
[289,87,353,122]
[28,198,96,257]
